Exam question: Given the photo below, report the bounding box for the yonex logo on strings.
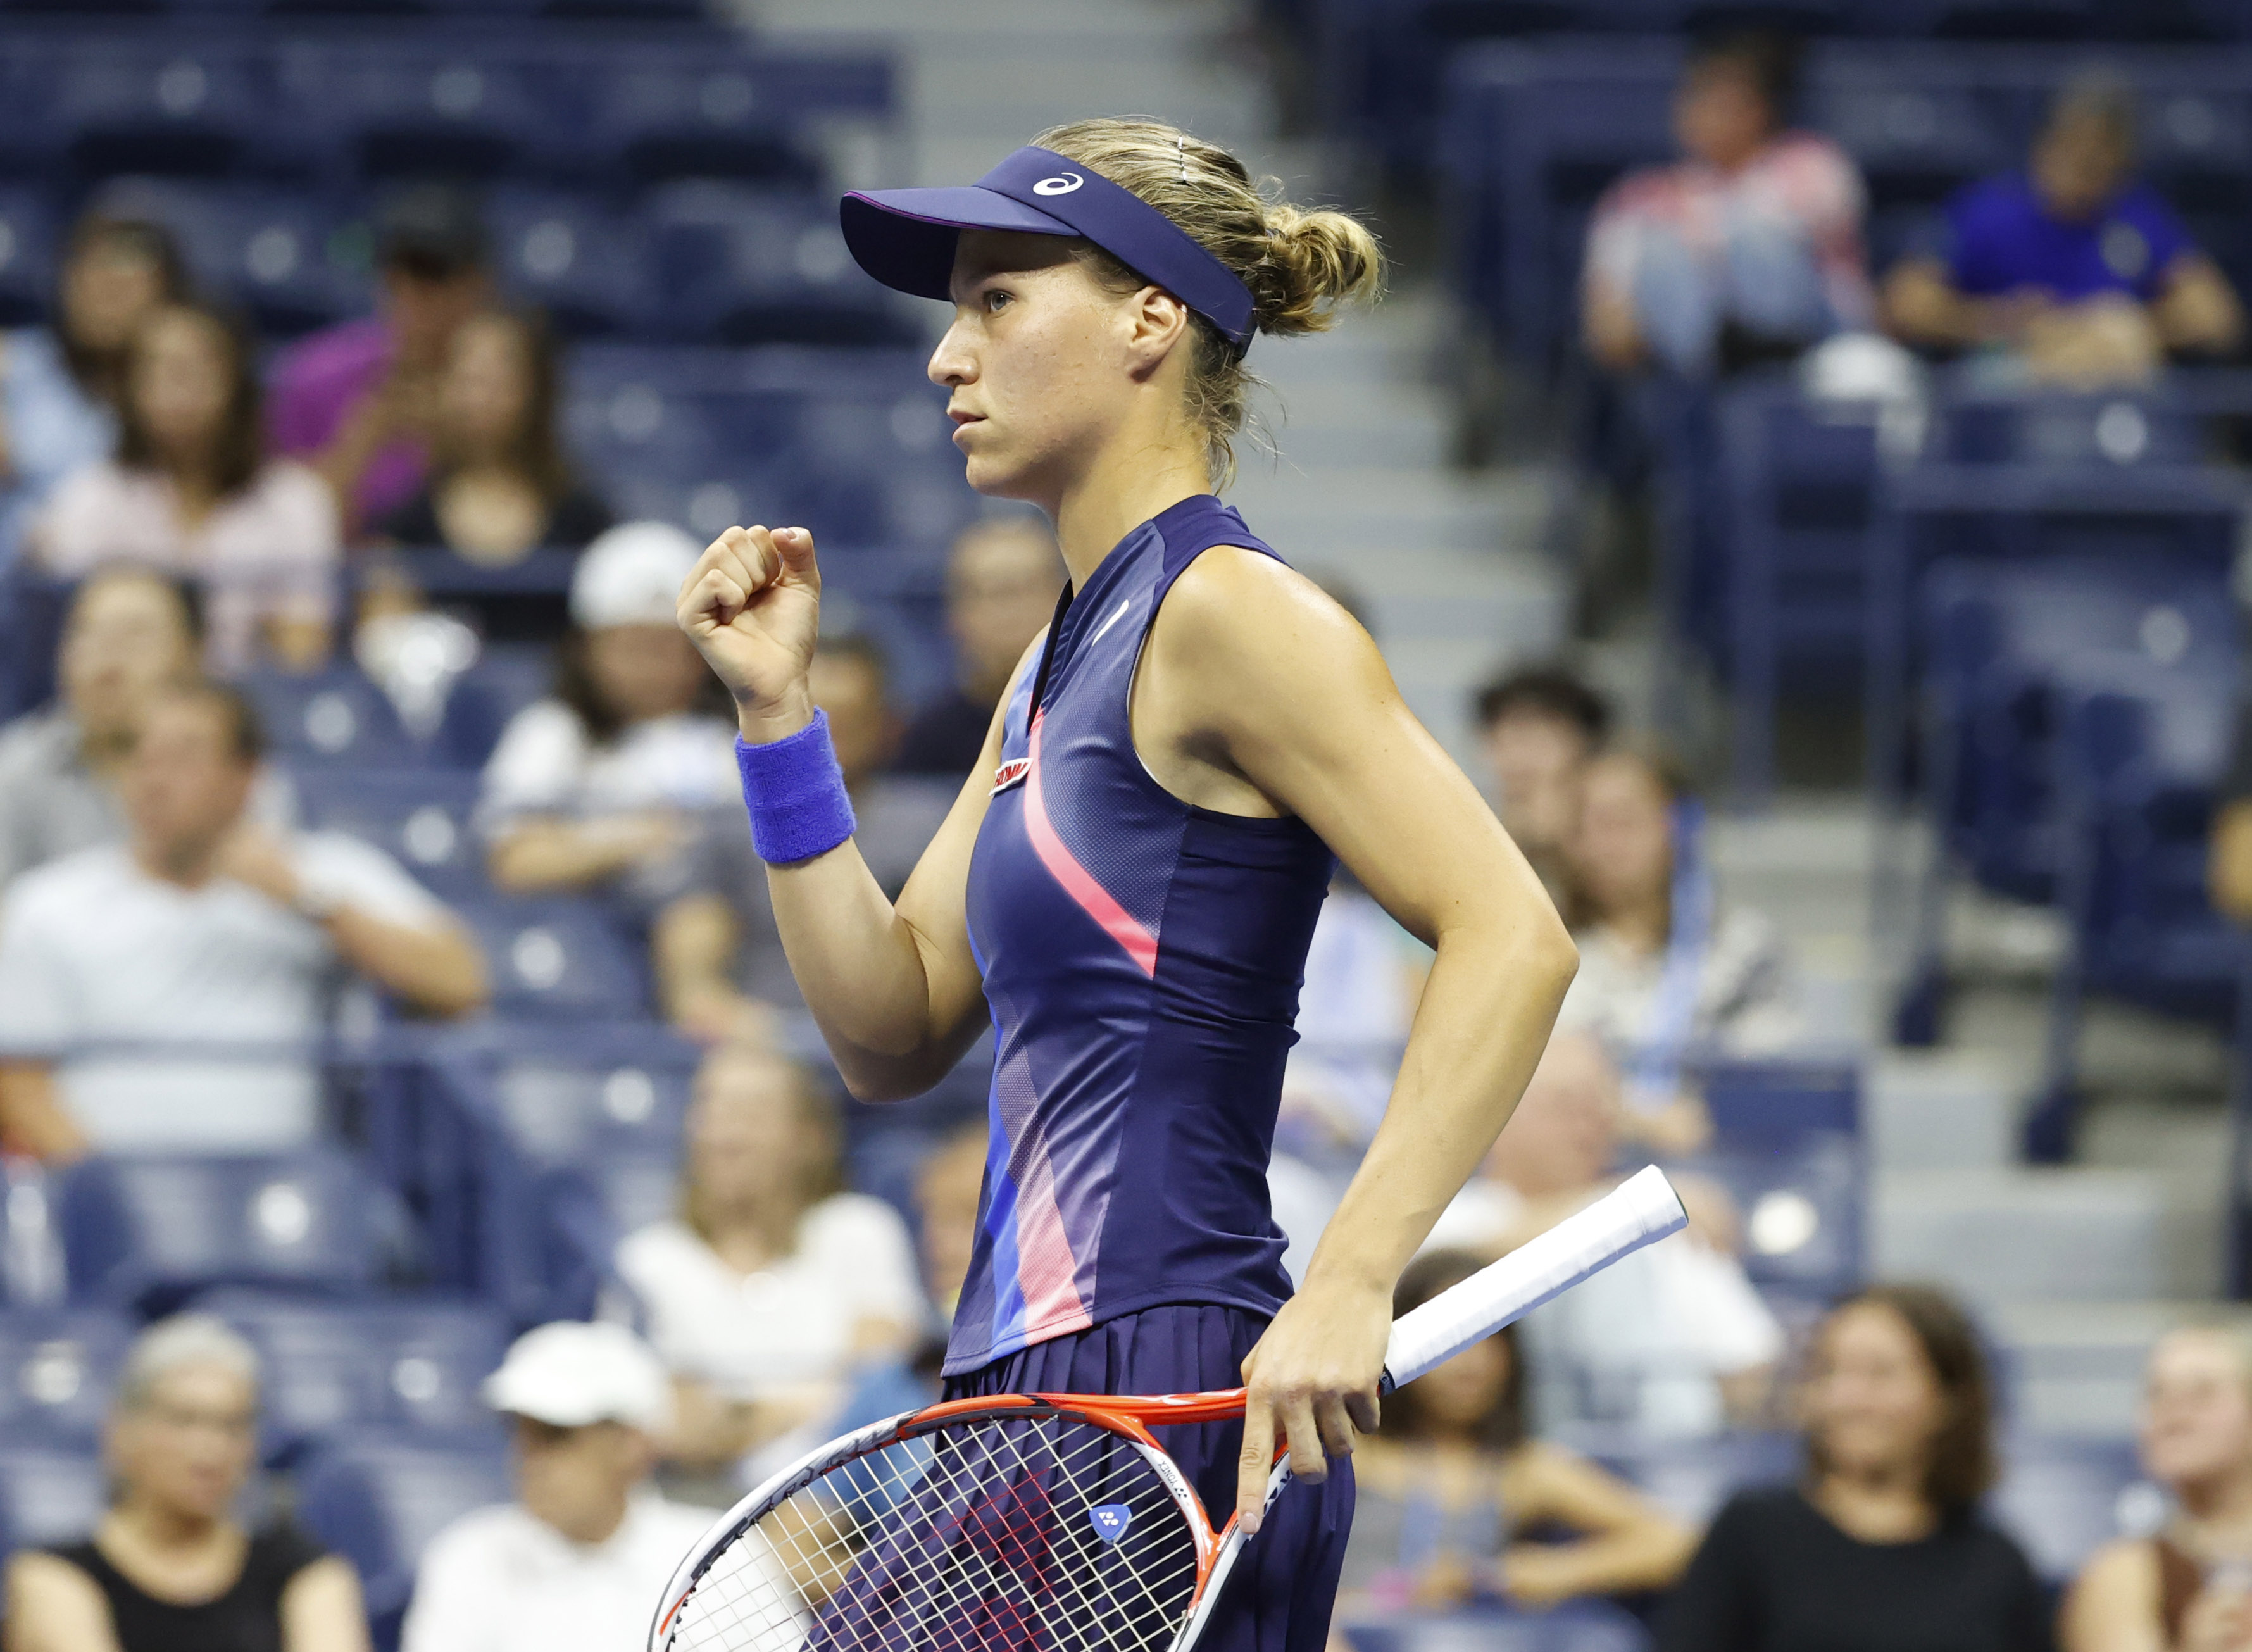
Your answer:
[1033,173,1084,196]
[1089,1504,1132,1542]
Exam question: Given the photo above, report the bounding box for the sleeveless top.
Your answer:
[47,1522,329,1652]
[948,494,1336,1376]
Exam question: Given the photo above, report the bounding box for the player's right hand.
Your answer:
[678,524,822,742]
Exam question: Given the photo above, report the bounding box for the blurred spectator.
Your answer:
[1559,748,1798,1112]
[1473,665,1611,920]
[2063,1326,2252,1651]
[5,1315,368,1652]
[1658,1284,2050,1652]
[271,186,492,534]
[402,1322,723,1652]
[0,568,198,890]
[34,302,341,675]
[1337,1251,1696,1616]
[914,1120,988,1323]
[1884,77,2244,387]
[1584,32,1870,380]
[1427,1033,1782,1436]
[655,632,953,1043]
[615,1047,923,1485]
[0,216,187,563]
[368,310,613,643]
[896,517,1063,778]
[479,523,735,904]
[0,682,487,1160]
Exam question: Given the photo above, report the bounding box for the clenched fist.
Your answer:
[677,525,822,742]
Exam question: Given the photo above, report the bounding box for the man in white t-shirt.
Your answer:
[1425,1032,1783,1438]
[0,682,488,1158]
[403,1322,752,1652]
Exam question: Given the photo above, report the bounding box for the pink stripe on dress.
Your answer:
[991,1031,1094,1336]
[1022,711,1160,978]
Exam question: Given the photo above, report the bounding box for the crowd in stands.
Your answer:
[8,18,2252,1652]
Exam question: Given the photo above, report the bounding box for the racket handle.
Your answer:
[1379,1165,1688,1391]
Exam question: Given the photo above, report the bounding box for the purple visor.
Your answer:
[841,146,1256,348]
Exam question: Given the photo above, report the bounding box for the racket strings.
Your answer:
[669,1412,1204,1652]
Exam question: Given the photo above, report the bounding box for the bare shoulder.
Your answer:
[2069,1537,2158,1596]
[1150,546,1384,702]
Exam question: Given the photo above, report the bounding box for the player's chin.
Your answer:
[958,441,1030,499]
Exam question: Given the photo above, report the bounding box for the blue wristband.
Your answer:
[736,711,856,865]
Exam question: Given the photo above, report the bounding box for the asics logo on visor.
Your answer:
[1032,173,1084,196]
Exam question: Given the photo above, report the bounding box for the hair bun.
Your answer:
[1251,202,1385,337]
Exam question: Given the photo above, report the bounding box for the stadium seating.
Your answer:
[295,1434,512,1652]
[0,1448,106,1558]
[291,768,487,901]
[1989,1432,2157,1579]
[196,1288,512,1460]
[94,178,363,337]
[486,185,647,338]
[58,1148,394,1312]
[0,184,55,326]
[453,895,651,1022]
[240,666,425,770]
[0,1306,135,1446]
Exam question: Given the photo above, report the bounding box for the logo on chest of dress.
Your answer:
[991,757,1030,795]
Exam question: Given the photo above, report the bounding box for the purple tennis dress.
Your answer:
[944,493,1353,1652]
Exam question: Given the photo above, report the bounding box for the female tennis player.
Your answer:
[675,118,1578,1652]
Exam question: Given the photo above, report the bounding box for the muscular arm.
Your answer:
[677,525,1000,1100]
[1134,549,1578,1524]
[279,1557,373,1652]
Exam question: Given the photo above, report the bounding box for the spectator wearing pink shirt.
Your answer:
[35,303,341,675]
[266,187,492,536]
[1584,34,1870,380]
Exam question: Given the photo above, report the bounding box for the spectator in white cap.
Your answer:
[477,522,738,916]
[401,1321,733,1652]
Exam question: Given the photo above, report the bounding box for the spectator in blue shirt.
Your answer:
[1884,77,2243,386]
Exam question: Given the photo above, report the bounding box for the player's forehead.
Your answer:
[949,230,1082,300]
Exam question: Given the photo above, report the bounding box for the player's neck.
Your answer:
[1049,439,1212,591]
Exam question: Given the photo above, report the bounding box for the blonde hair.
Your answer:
[1030,117,1386,485]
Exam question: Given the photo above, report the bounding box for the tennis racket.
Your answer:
[650,1163,1689,1652]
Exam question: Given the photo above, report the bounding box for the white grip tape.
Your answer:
[1382,1165,1688,1389]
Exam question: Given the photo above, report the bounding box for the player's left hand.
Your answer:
[1235,1274,1389,1534]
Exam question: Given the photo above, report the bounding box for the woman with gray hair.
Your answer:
[3,1313,369,1652]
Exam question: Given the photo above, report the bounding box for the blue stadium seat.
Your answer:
[58,1149,391,1312]
[291,768,487,902]
[295,1436,511,1651]
[429,641,554,769]
[453,896,651,1020]
[273,44,573,185]
[0,186,56,327]
[488,1041,694,1167]
[1717,382,1884,801]
[1698,1060,1861,1142]
[1989,1434,2153,1580]
[92,180,360,337]
[572,48,817,187]
[38,41,271,179]
[1342,1603,1651,1652]
[196,1289,511,1460]
[0,1308,135,1446]
[1685,1134,1864,1299]
[644,182,913,347]
[0,1448,106,1557]
[487,187,647,339]
[239,667,423,770]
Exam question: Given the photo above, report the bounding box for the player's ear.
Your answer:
[1123,286,1191,380]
